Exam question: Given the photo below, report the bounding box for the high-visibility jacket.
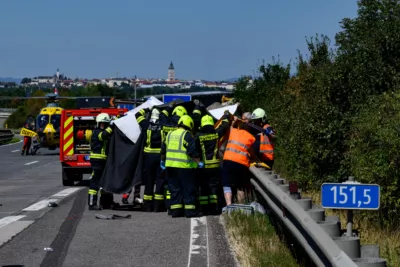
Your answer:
[223,128,255,167]
[197,133,220,168]
[161,124,177,143]
[260,124,274,161]
[197,116,230,168]
[90,127,113,160]
[144,123,162,154]
[165,128,198,169]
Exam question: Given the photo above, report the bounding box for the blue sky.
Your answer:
[0,1,358,81]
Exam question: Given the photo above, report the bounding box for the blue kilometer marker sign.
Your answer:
[321,183,380,210]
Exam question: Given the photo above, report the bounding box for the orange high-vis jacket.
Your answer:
[223,128,256,167]
[260,124,274,161]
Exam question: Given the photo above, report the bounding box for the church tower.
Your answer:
[167,61,175,81]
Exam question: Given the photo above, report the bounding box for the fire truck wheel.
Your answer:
[62,168,74,186]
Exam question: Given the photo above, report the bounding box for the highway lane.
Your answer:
[0,141,237,266]
[0,141,68,220]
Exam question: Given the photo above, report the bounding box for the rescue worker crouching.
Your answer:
[161,115,203,218]
[195,113,231,215]
[251,108,275,169]
[221,122,257,210]
[88,113,118,210]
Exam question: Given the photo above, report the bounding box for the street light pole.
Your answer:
[134,75,137,107]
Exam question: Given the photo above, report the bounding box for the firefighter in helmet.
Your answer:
[88,113,117,210]
[161,114,202,218]
[251,108,275,169]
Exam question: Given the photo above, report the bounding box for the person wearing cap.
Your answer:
[160,115,202,218]
[251,108,275,168]
[195,113,231,215]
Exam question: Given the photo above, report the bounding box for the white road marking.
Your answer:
[24,161,38,165]
[22,199,59,211]
[11,149,19,152]
[0,220,34,247]
[52,188,82,198]
[187,216,209,267]
[0,215,26,229]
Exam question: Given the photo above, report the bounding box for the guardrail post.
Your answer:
[250,167,388,266]
[346,176,355,237]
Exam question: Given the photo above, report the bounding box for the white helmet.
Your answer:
[150,108,160,124]
[96,113,111,126]
[251,108,266,121]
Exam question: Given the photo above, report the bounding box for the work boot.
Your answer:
[88,194,101,210]
[142,200,153,212]
[154,200,166,212]
[21,150,25,155]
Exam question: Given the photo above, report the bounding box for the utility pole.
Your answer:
[134,75,137,107]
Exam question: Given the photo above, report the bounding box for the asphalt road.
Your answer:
[0,140,238,267]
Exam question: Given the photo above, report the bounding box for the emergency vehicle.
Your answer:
[59,98,128,186]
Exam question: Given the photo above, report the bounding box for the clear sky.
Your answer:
[0,0,358,81]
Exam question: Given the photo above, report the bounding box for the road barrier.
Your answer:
[0,129,14,144]
[249,166,387,267]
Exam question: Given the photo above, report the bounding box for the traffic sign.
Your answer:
[163,94,191,104]
[321,183,380,210]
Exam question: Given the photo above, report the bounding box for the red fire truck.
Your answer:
[59,98,128,186]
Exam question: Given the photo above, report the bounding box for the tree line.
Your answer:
[234,0,400,227]
[2,84,227,128]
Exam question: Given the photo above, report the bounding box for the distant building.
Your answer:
[167,61,175,81]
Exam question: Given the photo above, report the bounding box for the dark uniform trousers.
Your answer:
[198,168,220,215]
[88,159,113,208]
[167,167,197,218]
[143,153,168,212]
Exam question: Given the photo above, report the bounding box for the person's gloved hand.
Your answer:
[198,161,204,168]
[265,127,273,136]
[160,160,166,170]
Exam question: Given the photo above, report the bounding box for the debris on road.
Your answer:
[43,247,53,251]
[47,202,58,207]
[95,214,131,220]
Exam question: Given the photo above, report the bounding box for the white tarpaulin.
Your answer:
[208,103,239,120]
[114,96,163,143]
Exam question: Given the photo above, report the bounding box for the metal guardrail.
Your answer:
[249,166,387,267]
[0,129,14,143]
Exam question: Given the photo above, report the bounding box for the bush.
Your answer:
[233,0,400,226]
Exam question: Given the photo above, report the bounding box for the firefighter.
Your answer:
[251,108,275,168]
[195,113,231,215]
[221,122,257,208]
[160,104,188,212]
[161,115,202,218]
[88,113,117,210]
[138,108,165,212]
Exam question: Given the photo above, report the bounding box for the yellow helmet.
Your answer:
[201,115,214,127]
[178,115,194,130]
[172,105,187,117]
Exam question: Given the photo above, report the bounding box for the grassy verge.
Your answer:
[224,212,300,267]
[308,190,400,266]
[0,137,20,145]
